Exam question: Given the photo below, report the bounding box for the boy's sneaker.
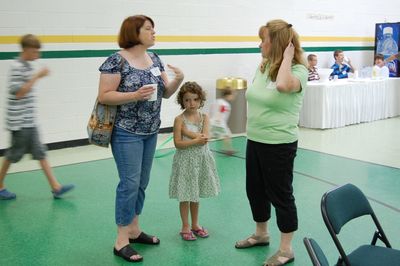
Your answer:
[52,184,75,199]
[0,189,16,200]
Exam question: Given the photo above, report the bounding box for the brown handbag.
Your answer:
[87,100,117,147]
[86,57,125,147]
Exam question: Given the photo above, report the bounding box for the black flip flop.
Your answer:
[129,232,160,245]
[113,244,143,262]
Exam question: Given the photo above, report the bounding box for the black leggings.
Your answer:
[245,139,298,233]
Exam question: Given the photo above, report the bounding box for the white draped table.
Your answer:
[299,78,400,129]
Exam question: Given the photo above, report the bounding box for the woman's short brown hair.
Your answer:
[20,34,41,49]
[118,15,154,48]
[176,81,206,110]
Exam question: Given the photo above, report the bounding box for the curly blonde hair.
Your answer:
[176,81,206,110]
[259,19,306,81]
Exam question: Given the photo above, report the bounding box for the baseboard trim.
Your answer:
[0,127,173,157]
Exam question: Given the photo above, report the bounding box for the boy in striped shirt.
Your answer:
[307,54,320,81]
[0,34,74,200]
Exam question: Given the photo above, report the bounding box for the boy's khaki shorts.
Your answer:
[5,127,47,163]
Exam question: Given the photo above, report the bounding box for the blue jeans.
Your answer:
[111,127,157,226]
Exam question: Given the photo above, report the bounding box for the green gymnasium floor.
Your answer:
[1,136,399,265]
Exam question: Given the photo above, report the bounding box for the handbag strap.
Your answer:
[104,104,110,124]
[95,55,127,124]
[118,55,126,76]
[113,55,126,94]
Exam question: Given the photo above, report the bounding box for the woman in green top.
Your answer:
[235,19,308,266]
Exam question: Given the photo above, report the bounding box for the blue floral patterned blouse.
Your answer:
[99,52,165,135]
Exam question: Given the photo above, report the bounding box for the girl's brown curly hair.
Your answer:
[176,81,206,110]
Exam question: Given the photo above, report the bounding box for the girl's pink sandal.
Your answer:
[180,231,197,241]
[191,227,209,238]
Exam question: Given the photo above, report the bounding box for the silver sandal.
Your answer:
[264,250,294,266]
[235,233,270,249]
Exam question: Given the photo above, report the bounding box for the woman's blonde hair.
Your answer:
[259,19,306,81]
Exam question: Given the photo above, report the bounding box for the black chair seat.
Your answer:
[348,245,400,266]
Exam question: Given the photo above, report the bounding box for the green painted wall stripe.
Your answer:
[0,46,375,60]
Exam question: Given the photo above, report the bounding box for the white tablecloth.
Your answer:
[299,78,400,129]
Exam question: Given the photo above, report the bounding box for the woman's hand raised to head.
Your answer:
[283,42,295,61]
[276,42,301,93]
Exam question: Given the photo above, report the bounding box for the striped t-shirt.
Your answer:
[308,66,320,81]
[6,58,36,131]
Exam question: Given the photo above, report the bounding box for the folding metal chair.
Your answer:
[321,183,400,265]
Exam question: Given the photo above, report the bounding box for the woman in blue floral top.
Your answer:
[98,15,184,262]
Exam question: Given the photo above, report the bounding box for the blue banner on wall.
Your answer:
[375,22,400,77]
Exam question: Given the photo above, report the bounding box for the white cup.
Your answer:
[147,84,158,101]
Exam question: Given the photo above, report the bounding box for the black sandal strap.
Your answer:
[130,232,160,245]
[113,244,143,262]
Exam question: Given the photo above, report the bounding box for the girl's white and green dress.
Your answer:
[169,113,220,202]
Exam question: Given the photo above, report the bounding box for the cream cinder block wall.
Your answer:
[1,0,399,149]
